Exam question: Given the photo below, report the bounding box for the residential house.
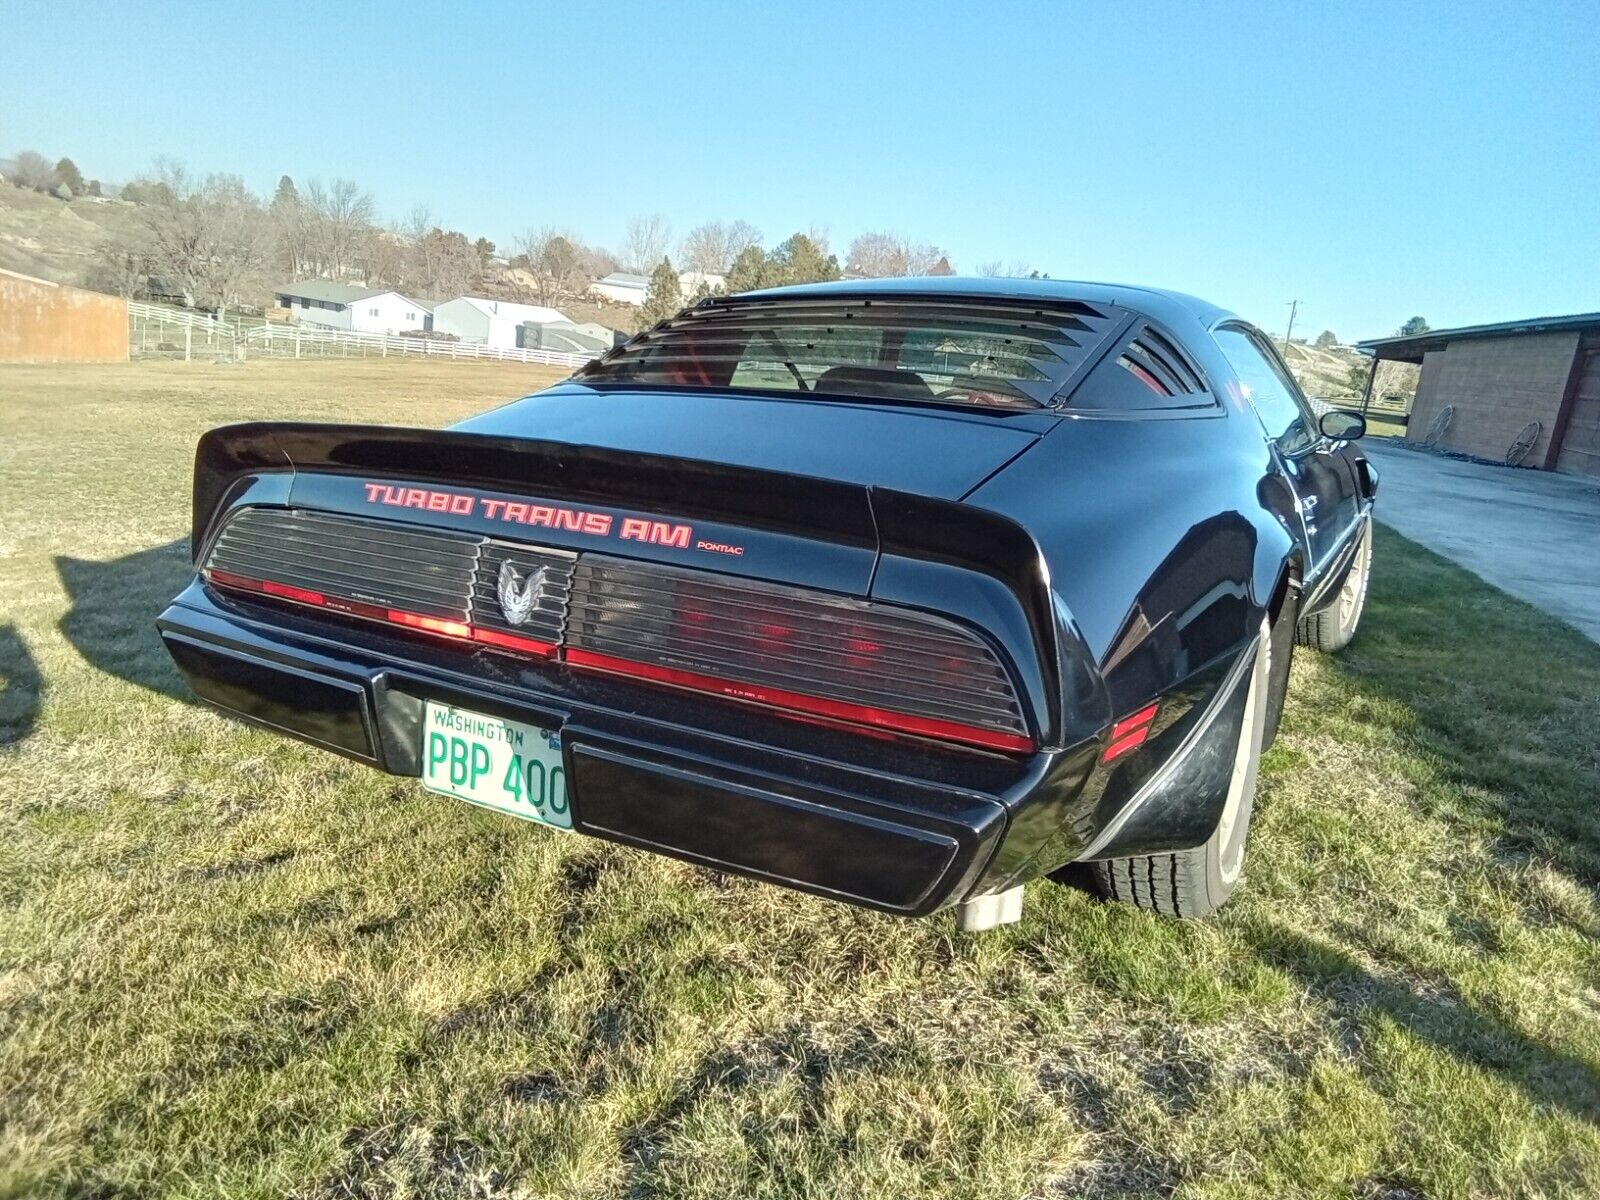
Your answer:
[274,280,430,334]
[678,271,727,299]
[589,272,649,306]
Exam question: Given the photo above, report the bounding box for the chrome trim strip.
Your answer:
[1302,504,1373,609]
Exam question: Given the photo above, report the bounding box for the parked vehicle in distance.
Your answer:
[159,279,1377,928]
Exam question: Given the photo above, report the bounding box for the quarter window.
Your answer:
[1213,326,1316,453]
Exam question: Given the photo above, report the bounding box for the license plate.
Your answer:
[420,702,572,830]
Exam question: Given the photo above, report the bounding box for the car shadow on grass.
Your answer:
[1246,920,1600,1127]
[55,540,193,704]
[1259,526,1600,1124]
[0,622,42,749]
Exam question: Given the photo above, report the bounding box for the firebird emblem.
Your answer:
[497,561,544,626]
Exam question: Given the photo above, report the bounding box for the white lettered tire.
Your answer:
[1092,612,1271,917]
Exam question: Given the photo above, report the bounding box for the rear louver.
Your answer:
[578,295,1122,408]
[566,556,1029,750]
[1118,326,1205,397]
[202,507,1031,753]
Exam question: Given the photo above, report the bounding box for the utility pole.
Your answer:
[1282,300,1300,353]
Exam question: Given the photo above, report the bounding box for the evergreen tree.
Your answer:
[1398,316,1430,336]
[725,244,768,293]
[766,233,840,285]
[271,175,299,211]
[1314,329,1337,348]
[54,157,84,196]
[640,257,684,326]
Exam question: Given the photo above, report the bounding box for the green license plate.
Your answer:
[421,702,572,830]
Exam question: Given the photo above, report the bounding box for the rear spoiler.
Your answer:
[193,422,1065,741]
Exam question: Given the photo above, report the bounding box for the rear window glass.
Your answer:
[576,296,1118,409]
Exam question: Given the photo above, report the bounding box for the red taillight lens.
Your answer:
[565,647,1034,753]
[567,557,1032,754]
[387,610,471,639]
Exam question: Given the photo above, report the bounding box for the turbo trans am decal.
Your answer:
[362,482,743,554]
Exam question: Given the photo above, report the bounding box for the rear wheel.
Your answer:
[1297,520,1372,653]
[1091,613,1272,917]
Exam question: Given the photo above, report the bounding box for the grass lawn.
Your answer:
[2,361,1599,1199]
[1365,416,1408,439]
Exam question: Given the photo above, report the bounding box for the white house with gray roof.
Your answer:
[273,281,431,334]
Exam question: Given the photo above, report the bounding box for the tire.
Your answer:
[1296,519,1371,653]
[1091,613,1272,917]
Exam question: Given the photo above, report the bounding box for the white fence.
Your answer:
[128,301,594,369]
[129,301,236,359]
[237,323,593,368]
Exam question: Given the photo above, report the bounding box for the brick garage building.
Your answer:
[1358,312,1600,475]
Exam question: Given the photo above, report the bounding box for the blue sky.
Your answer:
[3,1,1594,340]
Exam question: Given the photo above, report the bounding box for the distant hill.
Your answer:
[0,182,140,286]
[1281,340,1369,402]
[1281,339,1419,416]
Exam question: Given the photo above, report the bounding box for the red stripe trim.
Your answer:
[203,569,555,659]
[565,646,1033,753]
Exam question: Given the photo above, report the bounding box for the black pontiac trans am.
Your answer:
[158,279,1377,928]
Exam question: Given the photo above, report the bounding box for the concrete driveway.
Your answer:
[1363,440,1600,643]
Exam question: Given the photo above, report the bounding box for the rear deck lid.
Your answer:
[451,385,1048,500]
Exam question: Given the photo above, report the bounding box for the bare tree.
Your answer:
[846,232,903,278]
[302,178,375,279]
[580,243,619,281]
[397,206,474,298]
[678,219,763,275]
[128,161,271,317]
[11,150,57,192]
[360,225,407,292]
[845,232,947,278]
[515,226,592,306]
[977,258,1036,278]
[87,241,149,298]
[678,222,729,276]
[623,214,671,275]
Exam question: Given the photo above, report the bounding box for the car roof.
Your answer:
[737,276,1238,336]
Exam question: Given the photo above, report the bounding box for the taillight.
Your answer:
[566,557,1033,753]
[201,509,1036,755]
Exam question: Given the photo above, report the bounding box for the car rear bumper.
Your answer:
[158,585,1029,916]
